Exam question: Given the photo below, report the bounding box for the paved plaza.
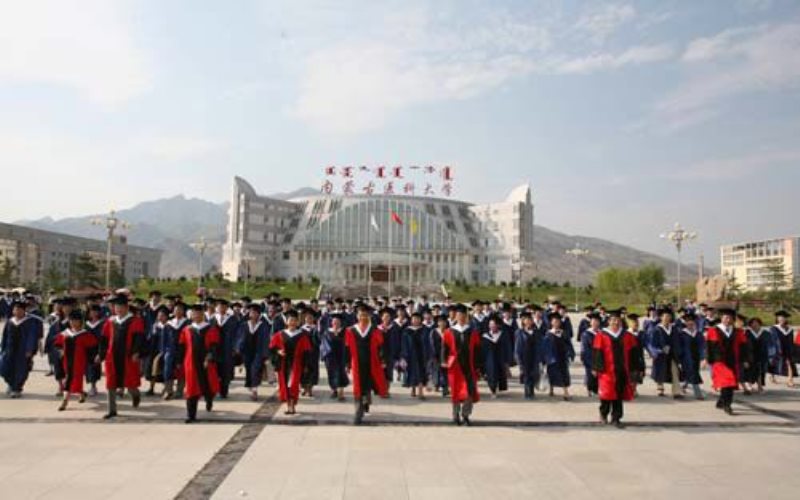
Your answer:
[1,343,799,500]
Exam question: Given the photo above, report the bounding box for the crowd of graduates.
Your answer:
[1,289,798,428]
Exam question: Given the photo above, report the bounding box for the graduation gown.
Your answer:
[592,329,641,401]
[627,330,646,384]
[162,318,188,381]
[269,329,312,402]
[179,323,221,399]
[400,326,429,387]
[514,328,544,386]
[481,330,510,392]
[101,314,145,390]
[581,329,599,392]
[54,329,98,394]
[706,326,750,390]
[213,312,240,387]
[769,325,797,377]
[0,316,41,391]
[144,322,165,382]
[428,328,448,390]
[344,325,388,399]
[647,324,683,383]
[442,324,481,404]
[84,320,105,384]
[678,328,705,385]
[378,322,402,383]
[236,320,270,389]
[46,318,69,376]
[320,327,349,390]
[301,324,321,386]
[743,328,770,384]
[543,330,574,388]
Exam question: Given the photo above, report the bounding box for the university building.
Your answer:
[0,222,162,288]
[720,236,800,291]
[221,177,535,294]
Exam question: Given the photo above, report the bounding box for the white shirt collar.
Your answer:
[659,323,673,334]
[87,319,104,329]
[214,311,234,326]
[9,315,30,326]
[482,330,502,343]
[775,324,793,336]
[248,320,263,333]
[285,328,303,338]
[113,313,133,325]
[717,325,733,337]
[682,328,697,337]
[451,323,469,333]
[168,317,188,329]
[62,328,85,338]
[603,328,622,338]
[192,321,209,330]
[354,324,371,338]
[549,329,563,336]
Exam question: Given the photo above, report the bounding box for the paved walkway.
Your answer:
[1,348,799,499]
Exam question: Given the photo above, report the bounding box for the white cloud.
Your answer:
[661,149,800,181]
[574,4,636,44]
[0,0,151,106]
[657,22,800,129]
[555,44,674,74]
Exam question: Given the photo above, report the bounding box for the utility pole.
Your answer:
[565,243,589,312]
[91,210,130,291]
[660,223,697,307]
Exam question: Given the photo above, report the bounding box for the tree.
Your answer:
[0,256,17,286]
[763,258,789,308]
[42,263,65,292]
[71,253,100,288]
[108,261,126,289]
[636,264,665,303]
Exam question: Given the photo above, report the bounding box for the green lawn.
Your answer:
[131,278,321,301]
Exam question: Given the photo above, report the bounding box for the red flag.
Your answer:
[391,211,403,225]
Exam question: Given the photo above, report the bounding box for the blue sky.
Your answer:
[1,0,799,266]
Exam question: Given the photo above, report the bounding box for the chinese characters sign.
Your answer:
[320,165,455,198]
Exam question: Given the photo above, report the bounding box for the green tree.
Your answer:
[636,264,665,303]
[42,263,65,292]
[71,253,100,288]
[108,261,126,289]
[0,256,17,286]
[763,258,789,308]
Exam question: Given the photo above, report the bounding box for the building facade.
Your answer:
[0,222,162,288]
[720,236,800,291]
[222,177,535,290]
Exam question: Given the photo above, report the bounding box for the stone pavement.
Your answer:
[1,350,799,499]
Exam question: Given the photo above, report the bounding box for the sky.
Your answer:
[1,0,799,267]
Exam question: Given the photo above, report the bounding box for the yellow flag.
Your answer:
[410,218,419,235]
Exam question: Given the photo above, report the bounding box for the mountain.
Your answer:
[15,192,709,283]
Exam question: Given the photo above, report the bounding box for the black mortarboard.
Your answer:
[189,303,205,312]
[717,307,737,317]
[68,309,85,321]
[149,290,162,297]
[247,303,263,313]
[109,294,129,305]
[606,309,623,318]
[284,309,299,319]
[215,298,230,306]
[155,305,170,316]
[775,310,791,318]
[452,304,468,314]
[626,313,640,321]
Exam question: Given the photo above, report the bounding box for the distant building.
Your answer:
[222,177,535,291]
[0,222,162,287]
[720,236,800,292]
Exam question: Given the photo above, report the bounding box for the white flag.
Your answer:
[370,214,380,232]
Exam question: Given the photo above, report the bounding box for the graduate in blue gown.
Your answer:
[1,301,41,397]
[769,310,797,387]
[646,308,684,398]
[84,305,106,397]
[300,307,321,397]
[743,317,770,393]
[320,313,349,401]
[144,305,169,396]
[580,313,602,397]
[543,315,575,400]
[377,308,401,389]
[514,311,544,399]
[212,299,240,399]
[400,312,430,399]
[428,315,450,397]
[162,302,189,399]
[236,303,270,401]
[577,306,594,343]
[677,313,705,400]
[480,316,512,398]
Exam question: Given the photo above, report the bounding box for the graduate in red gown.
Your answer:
[269,309,312,415]
[442,304,481,426]
[344,304,388,425]
[100,294,145,419]
[55,310,98,411]
[179,304,221,423]
[592,310,643,428]
[705,307,751,415]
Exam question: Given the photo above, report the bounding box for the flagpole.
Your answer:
[367,210,372,299]
[388,209,393,298]
[408,208,413,300]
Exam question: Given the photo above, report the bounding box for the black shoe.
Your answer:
[673,394,684,400]
[613,420,626,429]
[354,405,365,425]
[145,389,155,397]
[462,416,471,427]
[364,404,370,414]
[600,414,609,425]
[132,393,141,408]
[206,400,213,412]
[103,411,117,420]
[724,406,734,416]
[185,417,196,424]
[715,399,724,409]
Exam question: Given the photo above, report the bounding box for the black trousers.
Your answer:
[718,387,734,408]
[600,399,624,421]
[186,394,213,420]
[524,382,536,398]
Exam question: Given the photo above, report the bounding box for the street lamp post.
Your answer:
[242,253,256,297]
[91,210,130,291]
[660,222,697,307]
[565,243,589,312]
[189,237,209,288]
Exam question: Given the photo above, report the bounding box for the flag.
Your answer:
[410,218,419,235]
[391,211,403,225]
[370,214,380,232]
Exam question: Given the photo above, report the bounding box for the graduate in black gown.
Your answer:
[301,308,321,397]
[743,317,770,394]
[543,315,575,400]
[236,303,270,401]
[0,301,41,398]
[769,310,796,387]
[580,313,602,397]
[480,316,512,398]
[428,315,450,397]
[400,312,430,399]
